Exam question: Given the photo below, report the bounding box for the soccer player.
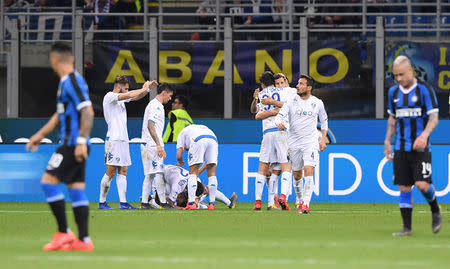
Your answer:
[140,83,175,210]
[384,55,442,236]
[273,74,328,214]
[176,124,219,210]
[253,71,294,211]
[99,75,157,210]
[26,42,94,251]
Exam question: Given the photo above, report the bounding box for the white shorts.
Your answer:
[259,131,289,164]
[104,140,131,167]
[141,144,164,175]
[289,144,319,171]
[188,137,218,166]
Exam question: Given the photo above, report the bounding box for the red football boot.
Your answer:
[253,200,262,211]
[43,230,76,251]
[278,194,290,210]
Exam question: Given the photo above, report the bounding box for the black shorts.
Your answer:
[45,145,89,184]
[393,151,432,186]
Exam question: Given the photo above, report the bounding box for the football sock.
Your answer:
[303,176,314,207]
[141,174,152,203]
[208,176,218,203]
[280,171,292,196]
[399,191,413,230]
[116,174,127,203]
[215,190,231,206]
[68,188,90,241]
[273,174,279,195]
[154,173,166,204]
[255,174,265,201]
[293,178,304,204]
[99,173,112,203]
[267,173,278,207]
[42,183,67,233]
[187,174,198,203]
[421,185,440,213]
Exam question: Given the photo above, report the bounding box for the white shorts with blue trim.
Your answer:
[259,129,289,164]
[104,139,131,167]
[141,143,164,175]
[288,143,319,171]
[188,136,218,166]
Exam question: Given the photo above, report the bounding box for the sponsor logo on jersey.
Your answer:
[395,108,422,118]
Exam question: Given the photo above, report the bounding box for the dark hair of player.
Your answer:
[157,83,175,94]
[274,73,288,82]
[50,42,72,61]
[114,75,129,86]
[259,71,275,87]
[300,74,314,88]
[174,95,189,109]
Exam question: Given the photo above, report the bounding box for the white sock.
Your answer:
[99,173,113,203]
[255,173,265,201]
[304,176,314,207]
[154,173,166,204]
[267,173,278,207]
[187,174,198,203]
[141,174,152,203]
[116,174,127,203]
[274,174,279,196]
[287,172,293,198]
[197,202,208,209]
[215,190,231,206]
[293,178,304,204]
[208,176,218,203]
[280,171,292,196]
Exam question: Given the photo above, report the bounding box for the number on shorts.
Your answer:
[48,153,63,169]
[421,162,431,175]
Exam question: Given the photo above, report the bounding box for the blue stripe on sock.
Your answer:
[41,183,64,203]
[399,191,413,208]
[422,185,436,202]
[68,188,89,208]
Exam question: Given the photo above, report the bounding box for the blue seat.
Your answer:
[385,16,407,36]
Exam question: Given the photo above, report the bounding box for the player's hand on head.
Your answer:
[74,144,88,162]
[149,80,158,89]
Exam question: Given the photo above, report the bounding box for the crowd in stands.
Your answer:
[4,0,450,41]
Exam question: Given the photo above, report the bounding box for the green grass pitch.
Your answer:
[1,202,449,269]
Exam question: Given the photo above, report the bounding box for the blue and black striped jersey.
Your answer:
[387,81,438,152]
[56,72,91,146]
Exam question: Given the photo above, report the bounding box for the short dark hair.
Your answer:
[300,74,314,88]
[114,75,129,85]
[274,73,288,82]
[176,191,188,207]
[174,95,189,109]
[50,42,72,61]
[259,71,275,87]
[157,83,175,94]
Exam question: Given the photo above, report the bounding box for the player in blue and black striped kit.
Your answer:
[384,55,442,236]
[27,42,95,251]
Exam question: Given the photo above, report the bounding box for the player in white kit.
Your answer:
[274,74,328,214]
[99,75,156,210]
[253,71,295,211]
[140,83,174,210]
[176,124,219,210]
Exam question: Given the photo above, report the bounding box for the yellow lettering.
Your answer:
[159,51,192,83]
[255,50,292,83]
[439,47,448,66]
[309,48,349,83]
[105,50,145,83]
[203,50,243,84]
[439,71,450,90]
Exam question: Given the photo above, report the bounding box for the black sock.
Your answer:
[400,208,412,230]
[73,206,89,241]
[48,200,68,233]
[429,198,440,213]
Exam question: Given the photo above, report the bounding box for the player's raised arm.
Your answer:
[250,88,260,114]
[27,112,60,152]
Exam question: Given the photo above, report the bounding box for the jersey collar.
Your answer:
[399,82,417,94]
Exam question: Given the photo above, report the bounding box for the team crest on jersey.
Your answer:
[411,95,418,103]
[311,103,316,108]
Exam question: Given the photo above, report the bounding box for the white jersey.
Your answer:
[141,97,165,146]
[176,124,217,151]
[258,86,296,132]
[163,165,189,202]
[276,94,328,147]
[103,92,131,141]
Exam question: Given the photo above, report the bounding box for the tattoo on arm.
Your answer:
[148,121,161,146]
[423,112,439,137]
[384,115,396,143]
[79,106,94,137]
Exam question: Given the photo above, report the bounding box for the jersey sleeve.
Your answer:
[66,74,92,111]
[104,92,119,104]
[147,104,160,124]
[387,88,395,116]
[422,85,439,115]
[176,129,185,149]
[318,100,328,131]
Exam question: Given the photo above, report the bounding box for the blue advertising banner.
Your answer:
[1,144,449,204]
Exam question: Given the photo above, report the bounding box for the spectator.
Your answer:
[242,0,274,40]
[271,0,295,39]
[162,95,193,143]
[194,0,225,40]
[91,0,115,29]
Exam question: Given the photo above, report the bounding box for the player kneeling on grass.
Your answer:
[176,124,219,210]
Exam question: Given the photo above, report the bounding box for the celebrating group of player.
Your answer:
[98,75,237,210]
[251,71,328,214]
